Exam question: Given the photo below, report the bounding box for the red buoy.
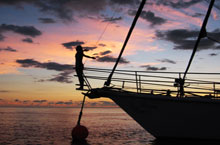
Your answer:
[72,124,89,140]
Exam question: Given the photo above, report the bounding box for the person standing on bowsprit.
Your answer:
[75,45,95,90]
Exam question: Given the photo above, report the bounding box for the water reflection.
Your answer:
[71,139,90,145]
[0,107,154,144]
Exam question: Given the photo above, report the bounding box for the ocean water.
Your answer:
[1,107,220,145]
[0,107,154,145]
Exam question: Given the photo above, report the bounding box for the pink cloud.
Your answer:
[150,4,202,27]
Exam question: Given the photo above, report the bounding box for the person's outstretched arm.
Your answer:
[83,54,96,59]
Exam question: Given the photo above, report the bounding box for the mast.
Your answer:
[105,0,146,86]
[183,0,215,80]
[177,0,215,97]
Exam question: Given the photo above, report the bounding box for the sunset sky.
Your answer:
[0,0,220,107]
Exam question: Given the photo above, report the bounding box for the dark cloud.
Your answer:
[0,46,17,52]
[90,102,97,106]
[38,17,56,23]
[128,10,167,26]
[0,0,107,22]
[1,0,203,25]
[83,46,97,51]
[157,59,176,64]
[156,29,220,51]
[99,101,116,106]
[110,0,140,5]
[168,0,202,8]
[33,100,47,103]
[56,101,64,105]
[48,71,73,83]
[0,34,5,41]
[16,59,73,71]
[209,53,218,56]
[55,101,75,105]
[96,55,129,63]
[149,0,202,9]
[62,41,96,51]
[62,40,84,50]
[102,16,122,23]
[16,59,74,84]
[0,90,10,93]
[207,29,220,40]
[100,50,112,56]
[98,43,106,47]
[0,0,28,5]
[14,99,20,102]
[0,24,42,37]
[23,100,30,103]
[140,10,167,26]
[191,13,204,17]
[22,38,33,43]
[16,59,41,67]
[64,101,73,105]
[141,65,167,71]
[156,29,198,41]
[84,101,116,107]
[0,0,209,24]
[213,1,220,11]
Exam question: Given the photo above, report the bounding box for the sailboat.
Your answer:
[80,0,220,140]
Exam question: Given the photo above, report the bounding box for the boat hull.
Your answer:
[88,88,220,140]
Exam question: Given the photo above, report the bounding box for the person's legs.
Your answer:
[76,67,84,89]
[78,70,84,89]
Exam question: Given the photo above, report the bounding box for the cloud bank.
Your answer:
[156,29,220,51]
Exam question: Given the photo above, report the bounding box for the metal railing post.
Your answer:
[213,83,215,97]
[122,81,125,89]
[135,71,139,93]
[139,75,141,93]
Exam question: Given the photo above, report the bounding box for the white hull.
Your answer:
[88,88,220,140]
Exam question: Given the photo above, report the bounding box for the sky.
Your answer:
[0,0,220,107]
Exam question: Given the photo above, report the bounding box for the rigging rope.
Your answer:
[84,9,119,72]
[95,6,119,46]
[77,95,86,125]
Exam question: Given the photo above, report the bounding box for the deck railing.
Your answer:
[82,67,220,98]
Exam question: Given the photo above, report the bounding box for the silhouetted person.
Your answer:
[75,45,95,90]
[166,89,171,96]
[151,90,154,95]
